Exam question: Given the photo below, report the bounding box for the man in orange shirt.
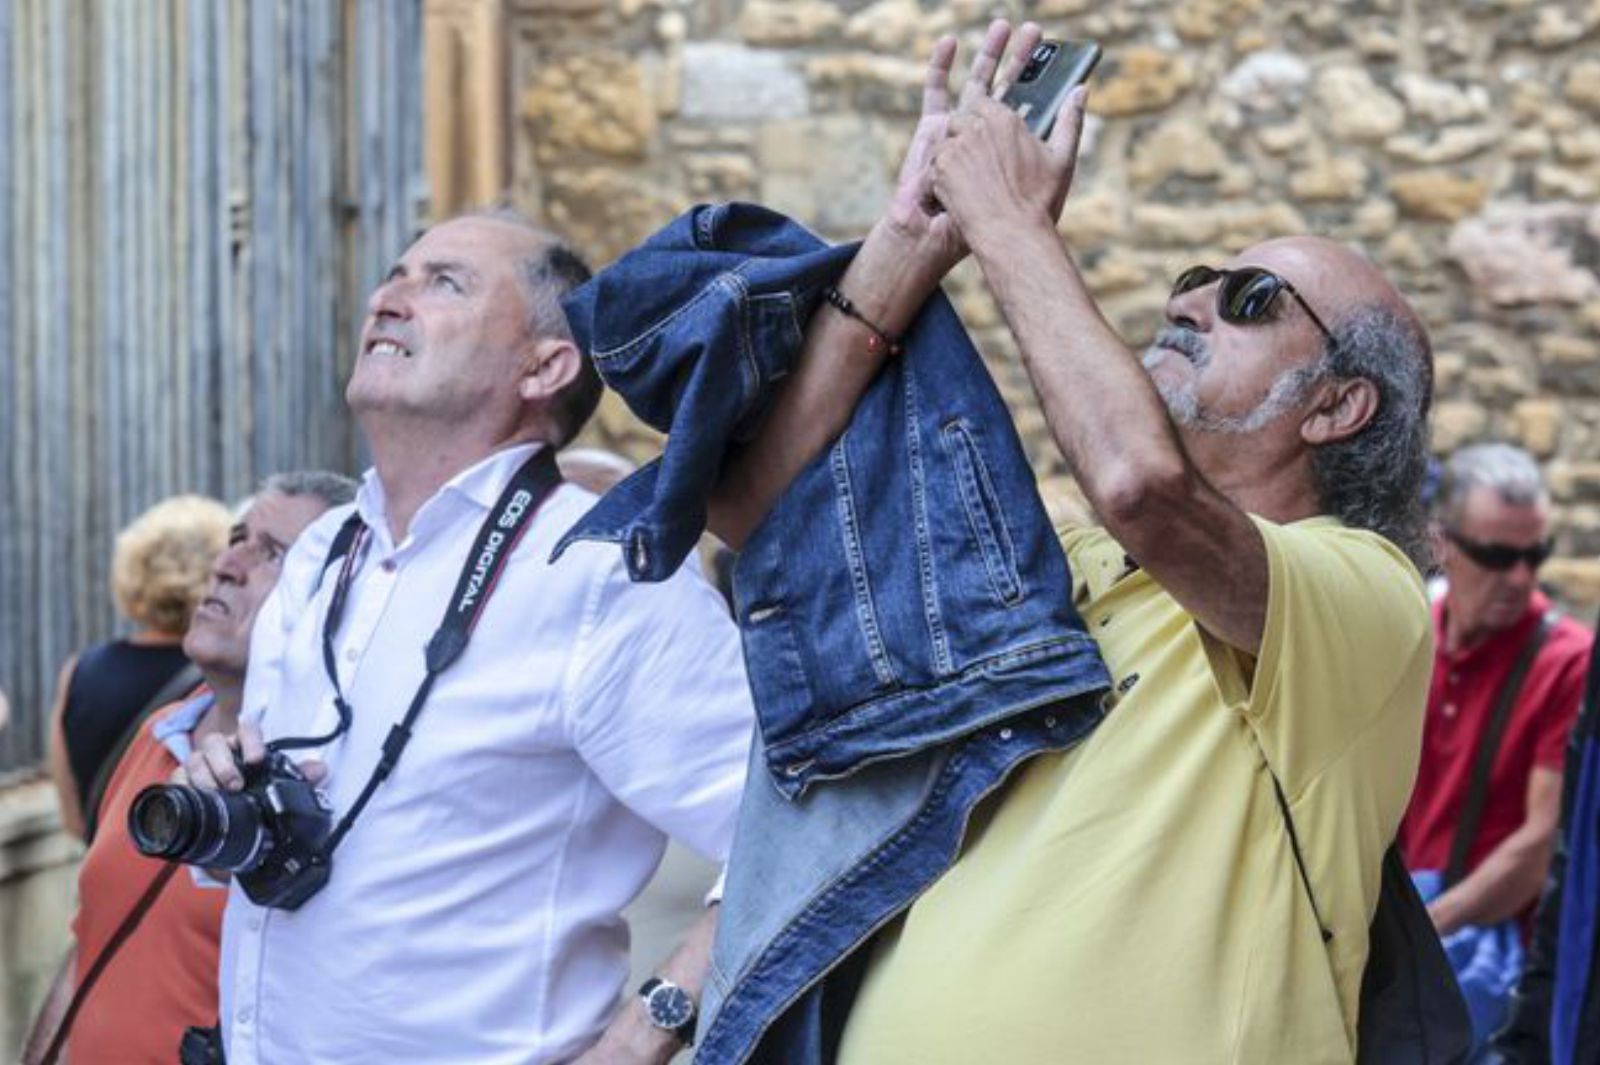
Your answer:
[25,471,354,1065]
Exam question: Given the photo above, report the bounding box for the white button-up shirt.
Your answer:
[221,444,754,1064]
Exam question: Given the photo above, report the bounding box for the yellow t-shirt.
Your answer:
[837,517,1432,1065]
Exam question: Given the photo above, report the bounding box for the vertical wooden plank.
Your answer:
[0,0,17,767]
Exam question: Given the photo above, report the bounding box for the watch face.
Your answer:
[647,983,695,1029]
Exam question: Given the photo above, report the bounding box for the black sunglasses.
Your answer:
[1172,265,1338,346]
[1446,530,1554,572]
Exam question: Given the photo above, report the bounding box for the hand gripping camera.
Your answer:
[129,751,334,910]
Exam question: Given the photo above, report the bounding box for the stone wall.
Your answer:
[0,780,78,1060]
[488,0,1600,607]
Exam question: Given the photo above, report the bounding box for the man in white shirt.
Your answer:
[184,211,754,1064]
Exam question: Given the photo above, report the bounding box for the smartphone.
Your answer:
[1001,39,1102,139]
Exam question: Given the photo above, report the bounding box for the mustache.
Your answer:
[1144,326,1209,368]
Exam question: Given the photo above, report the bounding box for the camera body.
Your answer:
[129,750,335,911]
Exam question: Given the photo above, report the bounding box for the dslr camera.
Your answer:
[129,750,334,910]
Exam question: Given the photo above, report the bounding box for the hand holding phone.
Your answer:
[1001,39,1101,139]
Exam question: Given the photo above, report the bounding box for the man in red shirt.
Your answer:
[1401,442,1592,936]
[25,471,354,1065]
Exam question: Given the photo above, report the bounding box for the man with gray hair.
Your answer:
[700,23,1442,1063]
[183,211,754,1065]
[24,470,356,1065]
[1399,442,1592,1044]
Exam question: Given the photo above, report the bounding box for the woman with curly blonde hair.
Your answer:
[47,494,231,839]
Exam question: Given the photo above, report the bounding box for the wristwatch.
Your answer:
[638,976,697,1047]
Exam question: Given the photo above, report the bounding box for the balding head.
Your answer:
[1239,237,1435,568]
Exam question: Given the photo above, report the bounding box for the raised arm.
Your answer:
[46,656,88,840]
[706,21,1043,549]
[931,96,1273,652]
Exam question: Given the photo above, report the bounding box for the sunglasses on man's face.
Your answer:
[1446,530,1554,572]
[1171,265,1338,346]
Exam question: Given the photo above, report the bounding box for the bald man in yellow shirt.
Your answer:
[710,26,1437,1064]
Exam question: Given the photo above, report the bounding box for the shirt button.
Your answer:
[238,1008,253,1025]
[249,915,263,932]
[381,558,397,573]
[1043,716,1058,728]
[1443,703,1457,718]
[344,647,359,662]
[999,728,1014,741]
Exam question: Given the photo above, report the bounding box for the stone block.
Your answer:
[1130,121,1229,188]
[1081,249,1151,296]
[1032,0,1093,14]
[1556,127,1600,163]
[1394,73,1492,124]
[1351,199,1400,239]
[1431,400,1489,453]
[757,116,891,235]
[680,43,808,122]
[1530,4,1598,49]
[684,153,758,201]
[739,0,843,46]
[542,168,686,264]
[1448,204,1600,306]
[1510,398,1563,456]
[1255,119,1311,154]
[1542,558,1600,611]
[1290,154,1369,202]
[1547,462,1600,503]
[1057,191,1127,245]
[1565,60,1600,113]
[843,0,951,54]
[0,782,79,1059]
[1316,66,1406,141]
[1093,48,1197,118]
[1384,126,1501,166]
[806,54,924,115]
[519,53,656,162]
[1464,365,1533,405]
[1534,164,1599,200]
[1388,170,1489,222]
[1173,0,1263,42]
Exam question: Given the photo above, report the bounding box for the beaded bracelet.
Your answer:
[821,286,904,358]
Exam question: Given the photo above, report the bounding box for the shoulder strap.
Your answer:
[1442,609,1558,887]
[1269,765,1334,942]
[39,864,179,1065]
[82,662,203,844]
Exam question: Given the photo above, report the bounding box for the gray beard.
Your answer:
[1143,328,1323,435]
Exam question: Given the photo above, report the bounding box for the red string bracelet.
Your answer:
[821,286,904,358]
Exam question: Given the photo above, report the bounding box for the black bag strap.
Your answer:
[40,863,180,1065]
[82,662,204,843]
[1442,609,1558,888]
[1268,764,1334,942]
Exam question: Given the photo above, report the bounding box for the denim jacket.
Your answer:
[555,204,1110,1063]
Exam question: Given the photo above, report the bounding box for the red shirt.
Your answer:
[1400,591,1592,875]
[69,695,226,1065]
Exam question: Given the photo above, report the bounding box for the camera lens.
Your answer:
[129,783,269,872]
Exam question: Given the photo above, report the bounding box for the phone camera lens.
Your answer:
[1019,42,1056,83]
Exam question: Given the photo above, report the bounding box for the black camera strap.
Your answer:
[276,447,563,868]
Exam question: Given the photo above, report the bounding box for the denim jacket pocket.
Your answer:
[939,418,1024,607]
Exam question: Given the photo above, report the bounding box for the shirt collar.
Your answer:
[151,688,217,763]
[1435,588,1551,664]
[354,442,549,548]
